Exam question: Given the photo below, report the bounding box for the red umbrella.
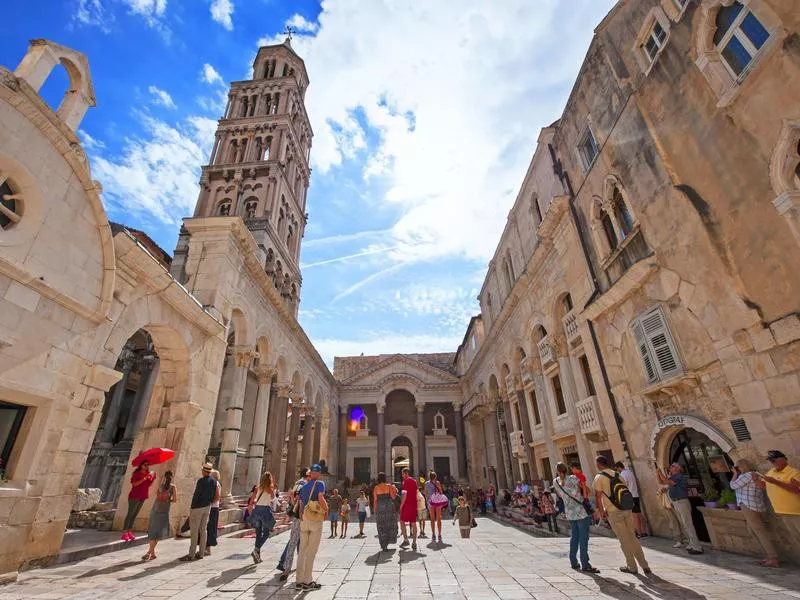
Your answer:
[132,447,175,467]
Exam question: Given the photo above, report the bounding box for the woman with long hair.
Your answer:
[372,472,398,552]
[426,471,449,543]
[205,469,222,555]
[122,462,155,541]
[142,470,176,560]
[249,471,277,564]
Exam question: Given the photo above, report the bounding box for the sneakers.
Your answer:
[411,542,417,551]
[121,532,135,542]
[687,548,704,555]
[179,555,196,562]
[304,582,322,590]
[673,542,684,548]
[400,540,410,548]
[251,549,260,564]
[581,566,600,574]
[619,566,637,574]
[419,533,427,538]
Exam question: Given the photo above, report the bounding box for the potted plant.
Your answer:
[702,488,719,508]
[718,489,738,510]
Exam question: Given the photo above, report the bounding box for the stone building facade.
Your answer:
[457,0,800,559]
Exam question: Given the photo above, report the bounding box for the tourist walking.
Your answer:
[655,463,703,555]
[205,469,221,555]
[249,471,277,564]
[340,497,351,538]
[295,464,328,591]
[180,462,218,561]
[373,472,398,551]
[594,456,650,574]
[355,490,369,538]
[416,488,428,539]
[730,458,779,567]
[327,489,343,539]
[553,462,598,573]
[278,468,309,581]
[399,468,419,550]
[427,471,449,543]
[122,461,155,541]
[452,496,473,538]
[616,461,646,537]
[539,490,558,533]
[759,450,800,553]
[142,470,176,560]
[487,485,497,513]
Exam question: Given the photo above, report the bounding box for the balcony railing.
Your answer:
[531,424,544,444]
[509,430,526,458]
[463,393,488,417]
[537,336,557,371]
[576,395,604,439]
[562,310,581,347]
[603,227,651,286]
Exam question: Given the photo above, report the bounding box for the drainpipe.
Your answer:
[547,143,631,463]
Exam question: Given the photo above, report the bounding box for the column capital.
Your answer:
[289,390,304,403]
[452,400,463,411]
[304,405,316,417]
[339,404,349,415]
[276,383,293,397]
[254,366,274,384]
[376,402,385,414]
[232,345,256,368]
[415,402,425,413]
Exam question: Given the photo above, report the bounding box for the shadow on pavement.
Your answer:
[365,549,396,565]
[118,558,182,581]
[206,564,257,587]
[587,572,707,600]
[76,560,141,578]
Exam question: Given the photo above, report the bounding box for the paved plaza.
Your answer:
[4,518,800,600]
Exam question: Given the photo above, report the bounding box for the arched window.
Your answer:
[713,1,770,77]
[612,186,634,237]
[0,178,23,230]
[534,324,548,342]
[277,207,285,232]
[244,200,258,219]
[795,140,800,189]
[218,200,232,216]
[240,96,249,118]
[263,136,272,160]
[531,195,543,226]
[287,224,294,248]
[358,415,367,430]
[561,293,573,314]
[433,411,446,431]
[601,209,618,251]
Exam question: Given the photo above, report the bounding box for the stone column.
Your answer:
[558,356,594,478]
[515,389,538,480]
[337,405,349,478]
[488,407,508,490]
[498,402,520,484]
[99,344,136,444]
[246,367,273,484]
[283,393,303,490]
[219,346,254,506]
[453,401,467,480]
[416,402,426,475]
[312,412,322,465]
[301,407,314,470]
[534,374,560,477]
[210,133,222,164]
[268,385,291,480]
[122,355,159,443]
[376,403,386,476]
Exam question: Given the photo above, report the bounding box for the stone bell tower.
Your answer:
[172,38,312,314]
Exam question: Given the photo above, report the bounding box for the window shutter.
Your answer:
[641,307,682,380]
[633,321,658,384]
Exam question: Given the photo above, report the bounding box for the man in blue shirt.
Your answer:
[295,465,328,591]
[656,463,703,555]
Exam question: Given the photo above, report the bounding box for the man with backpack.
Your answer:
[593,456,651,575]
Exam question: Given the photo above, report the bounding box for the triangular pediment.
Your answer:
[340,354,458,388]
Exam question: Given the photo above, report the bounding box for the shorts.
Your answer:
[632,497,641,514]
[358,511,367,524]
[418,509,427,521]
[330,513,340,522]
[341,515,349,523]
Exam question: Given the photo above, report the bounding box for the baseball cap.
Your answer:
[766,450,786,462]
[310,464,322,472]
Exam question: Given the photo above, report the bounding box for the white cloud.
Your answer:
[200,63,224,86]
[210,0,234,30]
[148,85,176,109]
[89,113,216,224]
[72,0,113,32]
[271,1,616,264]
[121,0,167,25]
[286,14,318,34]
[78,129,106,151]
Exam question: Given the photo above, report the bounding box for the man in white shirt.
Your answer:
[616,461,646,537]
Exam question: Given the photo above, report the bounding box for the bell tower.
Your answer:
[172,38,313,315]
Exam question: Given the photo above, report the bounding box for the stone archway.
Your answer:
[391,435,414,484]
[649,413,736,467]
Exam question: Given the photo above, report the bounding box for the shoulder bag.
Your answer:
[301,481,326,522]
[555,479,593,517]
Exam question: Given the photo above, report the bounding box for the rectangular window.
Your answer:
[578,127,599,171]
[632,306,683,385]
[579,355,597,397]
[715,6,770,77]
[529,390,541,425]
[552,375,567,415]
[0,401,27,477]
[643,21,667,63]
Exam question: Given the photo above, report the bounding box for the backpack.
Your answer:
[599,471,635,511]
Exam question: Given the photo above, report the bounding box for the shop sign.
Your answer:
[656,415,686,429]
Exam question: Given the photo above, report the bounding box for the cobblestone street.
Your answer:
[4,518,800,600]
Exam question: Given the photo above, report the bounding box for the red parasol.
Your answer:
[132,447,175,467]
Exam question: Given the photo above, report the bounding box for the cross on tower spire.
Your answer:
[283,26,295,43]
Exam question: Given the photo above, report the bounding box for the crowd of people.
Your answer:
[114,447,800,588]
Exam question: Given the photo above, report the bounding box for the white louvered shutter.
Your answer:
[641,307,682,381]
[633,320,658,384]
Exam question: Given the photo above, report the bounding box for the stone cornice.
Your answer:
[339,354,459,386]
[182,217,336,387]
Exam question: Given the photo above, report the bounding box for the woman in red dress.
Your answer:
[399,468,419,550]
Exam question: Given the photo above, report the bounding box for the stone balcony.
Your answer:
[463,392,489,418]
[562,310,581,348]
[576,395,606,441]
[537,336,557,371]
[509,430,526,458]
[530,424,545,444]
[551,412,574,438]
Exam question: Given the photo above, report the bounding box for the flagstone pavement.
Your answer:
[4,517,800,599]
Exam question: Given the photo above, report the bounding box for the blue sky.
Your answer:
[3,0,616,365]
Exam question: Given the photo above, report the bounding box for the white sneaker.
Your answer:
[673,542,684,548]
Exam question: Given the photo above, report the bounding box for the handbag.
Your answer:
[555,479,593,517]
[301,481,326,522]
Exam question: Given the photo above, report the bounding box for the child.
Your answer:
[452,496,473,539]
[416,489,428,538]
[355,490,369,538]
[340,498,351,539]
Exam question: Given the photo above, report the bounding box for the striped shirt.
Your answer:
[729,471,766,511]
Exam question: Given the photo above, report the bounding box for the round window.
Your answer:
[0,179,22,230]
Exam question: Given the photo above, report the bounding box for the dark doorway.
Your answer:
[353,457,371,486]
[433,456,451,481]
